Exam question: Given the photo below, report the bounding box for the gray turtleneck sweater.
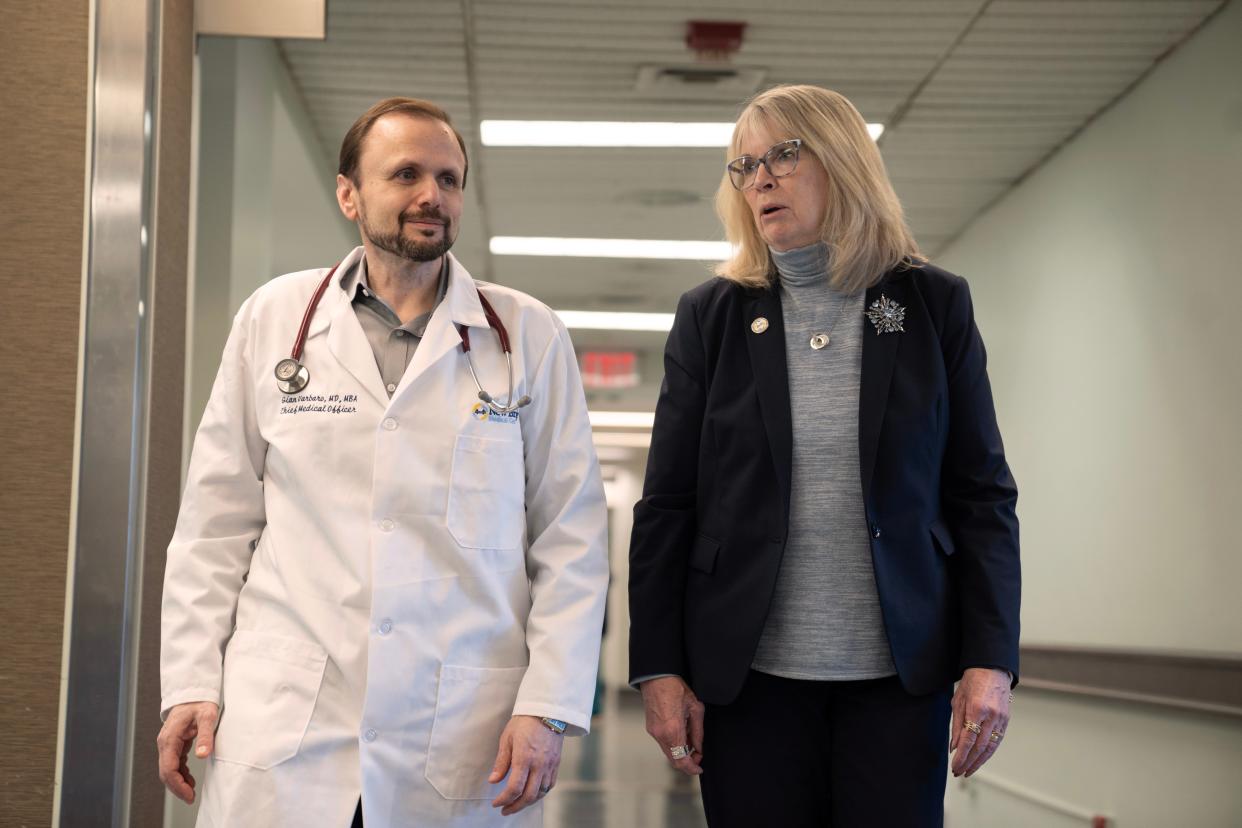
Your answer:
[749,242,896,681]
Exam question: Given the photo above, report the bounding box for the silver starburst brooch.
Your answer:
[866,294,905,334]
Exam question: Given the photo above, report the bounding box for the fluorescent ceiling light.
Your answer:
[593,431,652,448]
[492,236,731,261]
[556,311,674,332]
[589,411,655,428]
[481,120,885,146]
[482,120,735,147]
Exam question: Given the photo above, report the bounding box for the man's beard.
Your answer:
[361,207,455,262]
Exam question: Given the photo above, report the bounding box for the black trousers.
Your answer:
[698,670,952,828]
[351,800,363,828]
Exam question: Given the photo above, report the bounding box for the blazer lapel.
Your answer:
[744,286,793,522]
[858,271,909,499]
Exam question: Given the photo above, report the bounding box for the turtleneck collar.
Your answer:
[770,241,830,288]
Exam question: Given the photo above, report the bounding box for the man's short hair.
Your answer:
[338,97,469,185]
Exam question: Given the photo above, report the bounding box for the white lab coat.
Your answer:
[161,247,609,827]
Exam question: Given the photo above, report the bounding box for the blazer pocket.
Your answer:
[213,630,327,769]
[425,663,527,800]
[929,519,957,557]
[689,534,721,574]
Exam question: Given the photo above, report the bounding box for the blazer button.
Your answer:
[871,524,881,539]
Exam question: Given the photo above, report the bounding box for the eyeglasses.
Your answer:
[726,139,802,191]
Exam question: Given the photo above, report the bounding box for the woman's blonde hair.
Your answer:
[715,85,924,292]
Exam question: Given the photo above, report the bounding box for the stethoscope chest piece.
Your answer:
[275,264,338,396]
[275,358,310,395]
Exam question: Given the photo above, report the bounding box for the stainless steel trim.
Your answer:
[58,0,160,822]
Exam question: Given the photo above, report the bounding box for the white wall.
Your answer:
[952,689,1242,826]
[938,2,1242,656]
[601,458,647,691]
[936,2,1242,825]
[188,37,357,434]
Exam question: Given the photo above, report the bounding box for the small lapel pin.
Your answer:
[866,295,905,334]
[751,317,770,334]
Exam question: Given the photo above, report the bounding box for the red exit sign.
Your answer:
[581,352,639,389]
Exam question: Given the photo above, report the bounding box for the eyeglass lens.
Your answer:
[728,140,801,190]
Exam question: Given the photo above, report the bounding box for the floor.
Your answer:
[545,689,708,828]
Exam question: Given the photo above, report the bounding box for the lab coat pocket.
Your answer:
[446,434,526,550]
[425,663,527,800]
[212,630,328,770]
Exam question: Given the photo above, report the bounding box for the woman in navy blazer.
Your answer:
[629,85,1020,826]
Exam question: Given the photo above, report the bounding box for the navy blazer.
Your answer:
[628,262,1020,704]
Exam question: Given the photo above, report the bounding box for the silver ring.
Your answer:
[669,744,691,760]
[538,784,551,796]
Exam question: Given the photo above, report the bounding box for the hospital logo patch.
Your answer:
[471,402,519,425]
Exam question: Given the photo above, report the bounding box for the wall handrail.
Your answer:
[1020,645,1242,718]
[958,772,1112,826]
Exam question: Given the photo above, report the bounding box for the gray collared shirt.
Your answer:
[342,256,450,397]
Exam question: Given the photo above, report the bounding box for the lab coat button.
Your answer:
[363,729,377,743]
[379,519,395,532]
[382,418,398,431]
[386,383,397,394]
[378,619,393,635]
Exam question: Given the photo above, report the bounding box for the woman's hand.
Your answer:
[950,667,1012,777]
[640,676,705,775]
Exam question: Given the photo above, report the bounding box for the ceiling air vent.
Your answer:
[635,64,767,100]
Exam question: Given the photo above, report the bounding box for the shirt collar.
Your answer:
[314,247,487,337]
[344,253,451,327]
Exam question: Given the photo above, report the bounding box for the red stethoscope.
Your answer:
[274,261,532,414]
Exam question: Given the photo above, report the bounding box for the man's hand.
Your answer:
[156,701,220,803]
[950,667,1012,778]
[489,715,564,816]
[640,676,705,775]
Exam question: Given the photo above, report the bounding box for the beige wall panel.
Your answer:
[0,1,89,823]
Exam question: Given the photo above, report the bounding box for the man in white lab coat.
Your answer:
[157,97,609,827]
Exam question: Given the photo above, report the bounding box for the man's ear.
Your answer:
[336,173,359,221]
